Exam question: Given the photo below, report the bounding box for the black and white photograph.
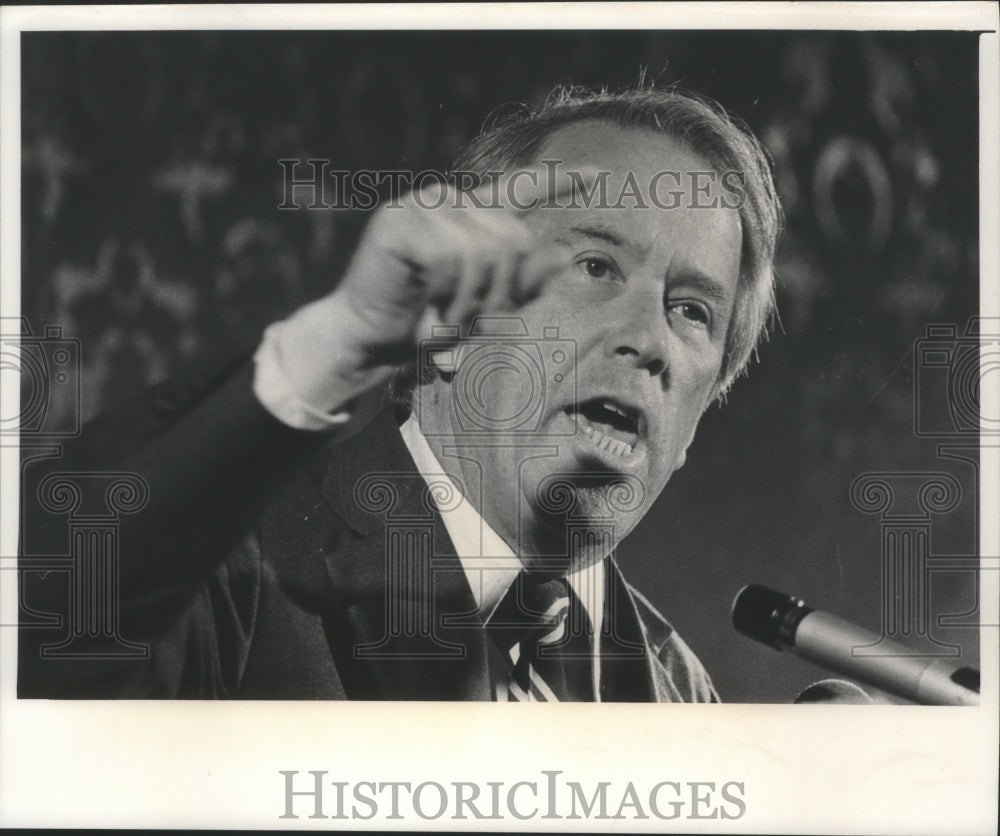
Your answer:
[1,3,997,832]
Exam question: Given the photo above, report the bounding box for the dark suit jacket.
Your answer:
[18,354,717,702]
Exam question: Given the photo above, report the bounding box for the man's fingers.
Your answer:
[368,173,575,352]
[482,248,519,314]
[408,177,449,211]
[405,246,456,314]
[445,249,492,324]
[421,243,567,317]
[409,243,567,353]
[512,244,571,303]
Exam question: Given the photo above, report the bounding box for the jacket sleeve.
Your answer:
[17,348,341,698]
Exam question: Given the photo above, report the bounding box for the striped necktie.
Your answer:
[487,572,594,701]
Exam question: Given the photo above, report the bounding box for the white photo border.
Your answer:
[1,3,997,833]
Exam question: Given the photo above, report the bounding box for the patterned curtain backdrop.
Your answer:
[20,31,980,701]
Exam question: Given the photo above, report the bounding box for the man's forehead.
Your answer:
[528,119,741,212]
[553,206,741,250]
[526,121,737,228]
[531,119,713,176]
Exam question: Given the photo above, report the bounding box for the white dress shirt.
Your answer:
[399,414,605,700]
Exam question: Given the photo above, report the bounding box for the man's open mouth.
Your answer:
[566,397,643,458]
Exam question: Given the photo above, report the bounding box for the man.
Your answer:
[18,85,781,700]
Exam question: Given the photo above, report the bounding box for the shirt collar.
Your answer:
[398,414,604,630]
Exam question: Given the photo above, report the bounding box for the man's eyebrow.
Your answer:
[566,224,627,247]
[672,270,731,303]
[565,223,732,303]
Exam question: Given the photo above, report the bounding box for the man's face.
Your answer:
[433,120,742,565]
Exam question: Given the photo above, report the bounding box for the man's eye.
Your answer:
[670,301,710,327]
[577,257,614,280]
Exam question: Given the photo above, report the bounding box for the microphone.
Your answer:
[794,678,873,704]
[732,584,980,706]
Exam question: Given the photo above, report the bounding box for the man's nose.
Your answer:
[601,289,669,378]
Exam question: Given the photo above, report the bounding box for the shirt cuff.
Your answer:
[252,321,355,431]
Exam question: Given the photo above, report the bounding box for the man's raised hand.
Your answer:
[267,166,595,415]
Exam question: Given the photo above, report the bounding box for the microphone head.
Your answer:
[794,679,873,704]
[732,583,812,650]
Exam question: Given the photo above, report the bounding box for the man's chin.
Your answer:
[523,481,643,554]
[528,446,651,513]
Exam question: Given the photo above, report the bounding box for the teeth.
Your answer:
[603,399,629,419]
[610,438,630,456]
[572,412,634,458]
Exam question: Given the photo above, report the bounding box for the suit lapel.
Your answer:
[600,557,658,702]
[318,411,492,700]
